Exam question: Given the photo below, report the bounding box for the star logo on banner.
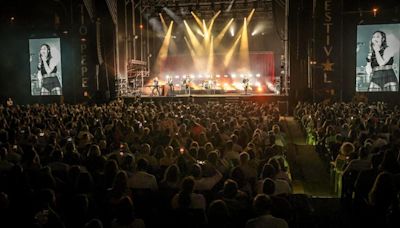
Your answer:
[321,59,334,72]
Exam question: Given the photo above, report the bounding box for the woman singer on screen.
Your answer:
[37,44,61,95]
[365,31,398,91]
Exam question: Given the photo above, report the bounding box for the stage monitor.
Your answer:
[29,38,62,96]
[356,24,400,92]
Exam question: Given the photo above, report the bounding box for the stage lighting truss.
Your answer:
[140,0,273,21]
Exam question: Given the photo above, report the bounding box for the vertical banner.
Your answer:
[314,0,341,98]
[79,4,96,97]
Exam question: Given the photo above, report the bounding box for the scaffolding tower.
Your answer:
[123,59,149,97]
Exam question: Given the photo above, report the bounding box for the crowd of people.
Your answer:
[0,100,295,228]
[295,101,400,227]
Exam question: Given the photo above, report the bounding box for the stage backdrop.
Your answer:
[160,52,275,81]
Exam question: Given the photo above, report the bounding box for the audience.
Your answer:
[4,99,398,227]
[296,101,400,227]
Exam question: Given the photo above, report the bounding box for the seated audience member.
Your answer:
[33,188,65,228]
[207,199,232,228]
[171,176,206,210]
[219,179,251,227]
[334,142,355,172]
[257,164,292,195]
[111,196,145,228]
[246,194,288,228]
[192,163,223,191]
[368,172,396,227]
[0,147,14,172]
[239,152,258,184]
[343,146,371,174]
[85,219,104,228]
[262,178,293,223]
[127,158,158,191]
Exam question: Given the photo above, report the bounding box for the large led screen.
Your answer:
[29,38,62,96]
[356,24,400,92]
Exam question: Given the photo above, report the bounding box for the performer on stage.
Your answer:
[152,77,160,96]
[167,76,174,96]
[243,77,250,95]
[183,77,191,94]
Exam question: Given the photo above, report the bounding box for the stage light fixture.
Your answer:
[216,74,221,78]
[232,74,237,78]
[257,87,263,92]
[256,74,261,77]
[139,24,144,29]
[230,26,235,37]
[372,8,378,17]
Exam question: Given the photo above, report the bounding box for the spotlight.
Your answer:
[139,24,144,29]
[216,74,221,78]
[230,26,235,37]
[257,87,263,92]
[231,74,236,78]
[372,8,378,17]
[256,73,261,77]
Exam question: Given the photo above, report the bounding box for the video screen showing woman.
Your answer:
[356,24,400,92]
[29,38,62,96]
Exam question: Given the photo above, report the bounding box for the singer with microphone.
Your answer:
[365,31,398,91]
[37,44,61,95]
